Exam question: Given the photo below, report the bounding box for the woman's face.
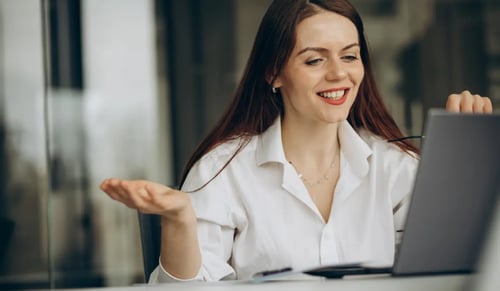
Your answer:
[274,11,365,125]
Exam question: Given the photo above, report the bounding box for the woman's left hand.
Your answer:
[446,90,493,113]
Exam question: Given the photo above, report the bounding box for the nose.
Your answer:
[325,59,347,80]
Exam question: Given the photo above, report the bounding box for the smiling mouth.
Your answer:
[317,89,346,100]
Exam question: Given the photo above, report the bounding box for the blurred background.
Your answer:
[0,0,499,289]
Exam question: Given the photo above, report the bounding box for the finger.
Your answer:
[459,91,474,113]
[472,95,484,113]
[143,184,160,203]
[127,192,148,211]
[123,181,160,212]
[100,178,113,191]
[119,180,149,207]
[103,188,122,202]
[100,178,121,200]
[101,179,148,211]
[483,97,493,113]
[446,94,461,112]
[145,184,173,211]
[99,179,106,189]
[137,187,150,200]
[119,180,148,200]
[144,183,173,199]
[132,186,167,214]
[135,187,155,213]
[107,178,133,202]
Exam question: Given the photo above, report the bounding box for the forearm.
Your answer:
[159,206,202,279]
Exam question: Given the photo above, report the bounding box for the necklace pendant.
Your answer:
[291,152,337,188]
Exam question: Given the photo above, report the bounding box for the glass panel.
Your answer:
[0,0,51,289]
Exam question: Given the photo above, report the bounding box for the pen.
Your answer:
[253,267,293,278]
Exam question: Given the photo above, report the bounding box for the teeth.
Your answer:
[319,90,345,99]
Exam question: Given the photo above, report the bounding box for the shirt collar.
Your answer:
[256,117,373,177]
[338,120,372,177]
[256,116,287,166]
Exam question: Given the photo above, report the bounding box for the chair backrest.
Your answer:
[137,212,162,282]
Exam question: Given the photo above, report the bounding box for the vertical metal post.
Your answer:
[40,0,54,288]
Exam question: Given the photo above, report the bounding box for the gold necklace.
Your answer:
[289,154,336,188]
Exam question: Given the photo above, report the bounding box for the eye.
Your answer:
[305,58,324,66]
[341,55,359,62]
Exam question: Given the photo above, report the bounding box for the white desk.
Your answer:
[51,274,471,291]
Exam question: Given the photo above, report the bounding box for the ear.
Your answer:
[272,77,282,89]
[265,72,282,89]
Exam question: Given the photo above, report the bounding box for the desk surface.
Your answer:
[49,274,472,291]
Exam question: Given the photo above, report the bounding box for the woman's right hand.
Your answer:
[100,178,193,221]
[101,178,202,279]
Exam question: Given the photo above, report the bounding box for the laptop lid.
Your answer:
[393,109,500,276]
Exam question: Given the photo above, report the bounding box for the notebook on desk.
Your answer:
[255,110,500,280]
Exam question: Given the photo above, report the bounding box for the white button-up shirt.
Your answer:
[150,118,418,282]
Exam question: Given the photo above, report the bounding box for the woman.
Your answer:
[100,0,493,282]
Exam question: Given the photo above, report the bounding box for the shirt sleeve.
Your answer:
[148,260,203,283]
[149,147,242,283]
[387,149,419,245]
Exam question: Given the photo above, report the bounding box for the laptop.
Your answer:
[255,109,500,280]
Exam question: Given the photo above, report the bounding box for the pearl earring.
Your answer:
[272,87,277,94]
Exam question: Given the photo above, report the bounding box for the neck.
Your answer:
[281,117,341,166]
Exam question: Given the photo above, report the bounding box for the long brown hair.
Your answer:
[179,0,419,189]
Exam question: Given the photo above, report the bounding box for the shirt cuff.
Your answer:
[148,257,204,283]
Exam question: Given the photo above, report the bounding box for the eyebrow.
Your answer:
[296,43,360,56]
